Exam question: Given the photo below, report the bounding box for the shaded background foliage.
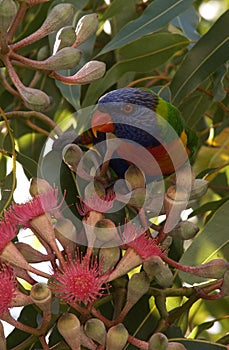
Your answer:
[0,0,229,349]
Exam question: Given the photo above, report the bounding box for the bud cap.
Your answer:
[106,323,128,350]
[84,318,106,345]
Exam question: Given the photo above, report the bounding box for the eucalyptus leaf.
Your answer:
[179,200,229,283]
[172,6,200,43]
[83,33,189,105]
[98,0,193,55]
[172,339,227,349]
[170,11,229,106]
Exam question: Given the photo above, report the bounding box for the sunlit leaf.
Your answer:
[171,339,227,349]
[179,200,229,283]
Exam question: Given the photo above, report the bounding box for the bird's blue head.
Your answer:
[91,88,160,147]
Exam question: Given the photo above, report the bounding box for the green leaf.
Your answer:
[172,6,200,42]
[98,0,193,55]
[170,339,227,349]
[0,172,16,215]
[16,151,38,178]
[179,200,229,283]
[178,79,213,129]
[83,33,189,105]
[189,196,229,218]
[102,0,137,21]
[170,10,229,106]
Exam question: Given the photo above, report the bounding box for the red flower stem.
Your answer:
[157,223,169,243]
[10,52,49,70]
[162,255,206,276]
[10,26,48,51]
[2,312,40,336]
[4,56,25,91]
[26,119,51,137]
[0,70,20,98]
[49,71,76,84]
[7,2,28,42]
[70,303,90,317]
[128,334,148,350]
[39,336,50,350]
[5,111,62,136]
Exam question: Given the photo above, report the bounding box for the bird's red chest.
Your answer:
[115,137,189,177]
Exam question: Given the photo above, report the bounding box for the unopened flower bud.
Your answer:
[191,259,229,279]
[54,218,77,254]
[148,332,168,350]
[169,221,199,240]
[75,14,99,46]
[41,4,74,36]
[80,326,97,350]
[15,242,51,263]
[166,186,188,202]
[57,313,81,349]
[44,47,81,70]
[144,256,174,287]
[30,283,52,312]
[221,270,229,296]
[99,247,120,273]
[189,179,208,200]
[18,86,50,111]
[54,218,77,242]
[62,143,83,172]
[37,46,50,61]
[84,318,106,346]
[53,26,76,53]
[143,256,165,280]
[166,342,187,349]
[128,187,146,208]
[126,271,150,306]
[125,165,146,190]
[70,60,106,84]
[164,186,188,233]
[106,323,128,350]
[94,218,118,243]
[0,0,17,33]
[29,177,53,197]
[175,165,195,192]
[154,264,174,287]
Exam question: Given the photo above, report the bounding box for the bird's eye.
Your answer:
[122,103,133,114]
[97,104,107,113]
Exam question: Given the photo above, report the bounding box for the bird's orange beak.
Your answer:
[91,109,115,137]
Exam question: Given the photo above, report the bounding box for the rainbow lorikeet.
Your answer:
[89,87,197,178]
[54,87,197,179]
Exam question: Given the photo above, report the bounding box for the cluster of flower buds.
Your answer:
[0,173,228,349]
[0,1,106,111]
